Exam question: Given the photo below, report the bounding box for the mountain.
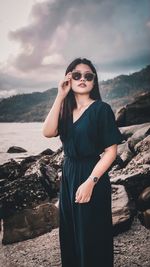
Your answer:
[100,65,150,111]
[0,65,149,122]
[0,88,57,122]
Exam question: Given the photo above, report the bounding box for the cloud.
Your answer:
[0,69,55,97]
[0,89,17,99]
[0,0,150,95]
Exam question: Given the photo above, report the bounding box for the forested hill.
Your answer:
[0,65,149,122]
[100,65,150,109]
[0,88,57,122]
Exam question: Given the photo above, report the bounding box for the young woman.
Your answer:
[42,58,124,267]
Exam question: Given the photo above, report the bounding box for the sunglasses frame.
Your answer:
[71,71,96,81]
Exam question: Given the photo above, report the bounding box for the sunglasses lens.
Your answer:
[72,72,81,80]
[72,71,95,81]
[84,73,95,81]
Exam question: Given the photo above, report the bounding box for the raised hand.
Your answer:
[57,72,72,99]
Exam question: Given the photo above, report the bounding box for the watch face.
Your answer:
[93,177,98,183]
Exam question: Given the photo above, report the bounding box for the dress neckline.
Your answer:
[72,100,98,125]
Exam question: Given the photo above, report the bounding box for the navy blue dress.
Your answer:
[56,100,124,267]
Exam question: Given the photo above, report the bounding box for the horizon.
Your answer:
[1,64,149,100]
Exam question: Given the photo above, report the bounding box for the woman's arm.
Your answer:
[42,72,72,138]
[87,144,117,183]
[75,144,117,203]
[42,95,64,138]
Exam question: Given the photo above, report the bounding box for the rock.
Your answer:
[142,209,150,229]
[116,92,150,126]
[38,148,54,156]
[137,187,150,229]
[110,123,150,169]
[0,159,21,181]
[137,187,150,211]
[136,153,150,165]
[118,141,134,167]
[0,172,50,218]
[2,202,59,245]
[7,146,27,153]
[128,124,150,153]
[54,200,59,208]
[118,123,150,140]
[138,209,150,229]
[110,166,150,200]
[115,106,126,127]
[112,184,133,235]
[135,134,150,152]
[134,137,150,165]
[0,148,63,219]
[117,142,127,155]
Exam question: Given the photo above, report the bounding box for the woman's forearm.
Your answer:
[88,146,117,182]
[42,94,64,137]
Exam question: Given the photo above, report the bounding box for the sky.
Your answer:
[0,0,150,98]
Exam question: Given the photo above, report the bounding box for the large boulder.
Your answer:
[118,123,150,139]
[128,125,150,152]
[112,184,133,235]
[110,123,150,169]
[0,147,64,219]
[116,92,150,126]
[110,167,150,200]
[2,201,59,244]
[0,147,64,244]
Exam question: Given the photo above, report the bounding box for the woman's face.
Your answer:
[70,63,95,95]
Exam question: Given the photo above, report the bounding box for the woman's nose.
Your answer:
[80,75,86,82]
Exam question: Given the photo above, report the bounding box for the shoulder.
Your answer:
[95,100,112,112]
[95,100,116,122]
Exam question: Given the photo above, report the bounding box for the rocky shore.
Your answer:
[0,93,150,266]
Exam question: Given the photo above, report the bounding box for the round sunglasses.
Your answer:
[71,71,95,81]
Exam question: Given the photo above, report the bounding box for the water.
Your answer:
[0,122,62,165]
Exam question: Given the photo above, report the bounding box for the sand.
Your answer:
[0,215,149,267]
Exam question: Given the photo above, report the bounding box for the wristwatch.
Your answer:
[89,176,99,184]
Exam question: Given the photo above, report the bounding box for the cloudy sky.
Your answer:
[0,0,150,98]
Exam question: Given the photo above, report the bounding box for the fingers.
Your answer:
[75,189,80,202]
[75,194,91,203]
[75,188,91,203]
[64,72,72,83]
[75,181,92,203]
[60,72,72,89]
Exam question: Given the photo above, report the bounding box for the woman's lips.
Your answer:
[78,83,86,87]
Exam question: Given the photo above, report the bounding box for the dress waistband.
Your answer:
[64,154,101,161]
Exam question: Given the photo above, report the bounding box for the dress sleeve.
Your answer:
[98,103,124,149]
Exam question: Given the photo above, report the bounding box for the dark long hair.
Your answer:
[59,57,102,139]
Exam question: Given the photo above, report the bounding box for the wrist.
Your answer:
[87,178,95,187]
[87,175,99,185]
[56,93,65,102]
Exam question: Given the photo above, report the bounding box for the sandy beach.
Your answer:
[0,215,149,267]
